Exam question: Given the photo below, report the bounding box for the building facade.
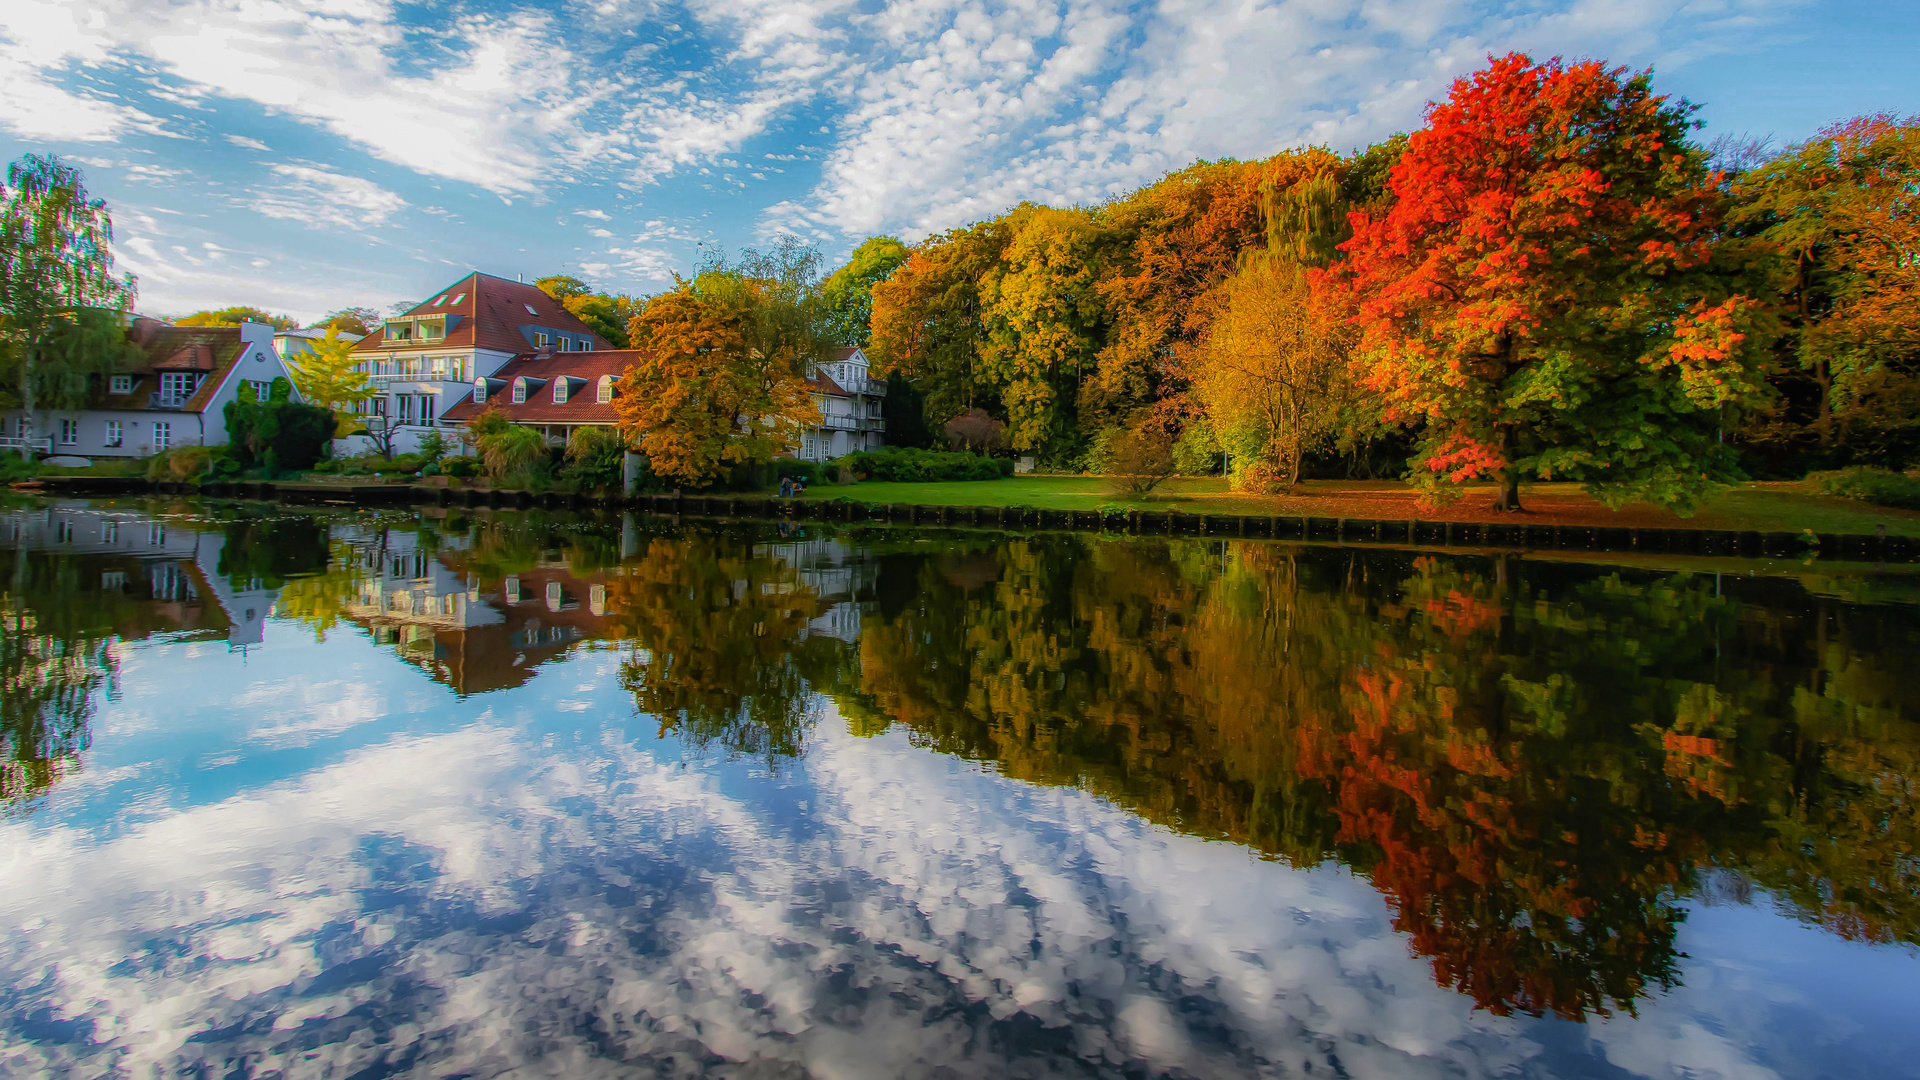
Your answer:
[343,273,610,456]
[0,318,300,460]
[797,347,886,461]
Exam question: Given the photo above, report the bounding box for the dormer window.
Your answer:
[383,319,415,342]
[472,377,487,404]
[110,374,133,394]
[597,375,614,404]
[511,378,528,404]
[534,332,550,348]
[417,316,446,341]
[553,379,569,404]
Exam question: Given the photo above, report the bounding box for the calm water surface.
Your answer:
[2,497,1917,1079]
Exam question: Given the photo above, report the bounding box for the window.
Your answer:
[104,420,122,448]
[398,395,416,422]
[431,294,447,305]
[597,376,614,404]
[511,378,527,404]
[58,419,77,445]
[419,395,436,426]
[524,303,539,315]
[553,379,568,404]
[153,421,171,450]
[159,372,195,399]
[473,378,487,404]
[590,584,606,616]
[453,292,466,304]
[110,374,133,394]
[504,576,521,603]
[244,379,272,401]
[533,332,550,348]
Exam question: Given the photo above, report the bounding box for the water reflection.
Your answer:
[1,500,1916,1077]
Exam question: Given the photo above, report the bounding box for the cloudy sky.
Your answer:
[1,0,1913,322]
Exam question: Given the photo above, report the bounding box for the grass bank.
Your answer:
[799,476,1920,538]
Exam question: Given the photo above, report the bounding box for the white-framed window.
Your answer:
[104,420,123,448]
[524,304,538,316]
[590,584,606,616]
[109,374,133,394]
[431,294,447,306]
[58,419,77,445]
[245,379,272,401]
[511,378,527,404]
[153,421,171,450]
[472,378,487,404]
[504,576,521,603]
[419,395,436,426]
[597,376,614,404]
[398,395,416,422]
[533,332,550,348]
[552,379,568,404]
[159,372,195,398]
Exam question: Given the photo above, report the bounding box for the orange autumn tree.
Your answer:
[1341,53,1777,512]
[618,244,828,483]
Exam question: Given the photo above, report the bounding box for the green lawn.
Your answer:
[799,475,1920,537]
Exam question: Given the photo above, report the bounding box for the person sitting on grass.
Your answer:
[779,476,793,498]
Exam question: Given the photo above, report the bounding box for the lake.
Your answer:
[1,497,1916,1079]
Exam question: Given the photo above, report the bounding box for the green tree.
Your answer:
[0,154,138,455]
[979,205,1112,457]
[313,306,379,335]
[1732,116,1920,465]
[822,235,910,346]
[868,217,1014,435]
[286,326,375,434]
[535,274,635,348]
[176,305,298,330]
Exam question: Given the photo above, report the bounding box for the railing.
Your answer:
[149,391,193,410]
[367,371,465,382]
[0,436,52,453]
[859,417,885,431]
[859,377,888,396]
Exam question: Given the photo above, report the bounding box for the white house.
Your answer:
[0,317,302,460]
[344,272,610,456]
[796,346,887,461]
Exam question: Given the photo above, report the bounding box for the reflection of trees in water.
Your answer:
[604,532,831,766]
[837,536,1920,1020]
[1,549,118,810]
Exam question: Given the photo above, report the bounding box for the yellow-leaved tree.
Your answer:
[1192,254,1357,492]
[286,327,375,436]
[617,241,828,483]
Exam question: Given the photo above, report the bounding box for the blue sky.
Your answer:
[1,0,1913,322]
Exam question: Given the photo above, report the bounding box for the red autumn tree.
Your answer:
[1341,54,1777,511]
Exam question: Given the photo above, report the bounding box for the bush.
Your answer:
[225,399,335,474]
[1810,467,1920,511]
[834,447,1005,483]
[561,426,628,492]
[774,458,834,486]
[441,456,480,478]
[144,445,213,481]
[476,422,548,486]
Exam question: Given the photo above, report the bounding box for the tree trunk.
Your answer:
[1493,424,1522,512]
[18,344,35,460]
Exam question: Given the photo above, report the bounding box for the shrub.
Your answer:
[773,458,833,486]
[562,426,628,492]
[942,408,1007,453]
[441,456,480,478]
[835,447,1005,483]
[224,399,335,473]
[144,445,213,481]
[1095,427,1175,499]
[1810,467,1920,511]
[1172,422,1222,476]
[476,422,548,486]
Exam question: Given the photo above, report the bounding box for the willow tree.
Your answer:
[0,155,136,455]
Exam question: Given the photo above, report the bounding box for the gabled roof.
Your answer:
[804,370,851,398]
[353,273,611,355]
[440,350,640,426]
[96,322,251,413]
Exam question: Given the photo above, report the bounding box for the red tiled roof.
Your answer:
[440,350,643,426]
[353,273,612,356]
[805,370,851,398]
[95,324,249,413]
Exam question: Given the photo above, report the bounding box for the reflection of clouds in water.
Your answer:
[0,709,1906,1078]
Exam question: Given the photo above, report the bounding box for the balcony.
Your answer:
[149,391,193,410]
[859,377,888,396]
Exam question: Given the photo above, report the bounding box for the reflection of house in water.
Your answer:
[324,525,620,695]
[1,503,281,646]
[754,539,874,642]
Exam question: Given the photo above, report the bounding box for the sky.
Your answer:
[0,0,1914,323]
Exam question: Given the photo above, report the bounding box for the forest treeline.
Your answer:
[832,53,1918,509]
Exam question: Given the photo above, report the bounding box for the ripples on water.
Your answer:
[1,497,1916,1078]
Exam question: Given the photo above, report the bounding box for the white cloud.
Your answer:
[251,163,407,230]
[223,133,270,151]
